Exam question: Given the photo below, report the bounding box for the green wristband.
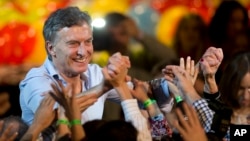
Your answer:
[175,96,183,103]
[70,119,81,127]
[143,99,156,108]
[56,119,69,126]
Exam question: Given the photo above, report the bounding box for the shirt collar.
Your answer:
[43,57,89,82]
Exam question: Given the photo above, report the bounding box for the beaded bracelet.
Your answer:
[143,99,156,108]
[56,119,70,126]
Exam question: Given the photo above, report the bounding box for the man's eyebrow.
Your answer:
[65,40,80,44]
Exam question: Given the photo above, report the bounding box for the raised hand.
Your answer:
[199,47,222,93]
[103,52,130,87]
[180,56,199,85]
[200,47,223,76]
[164,65,200,102]
[172,102,208,141]
[162,56,198,86]
[49,81,97,118]
[130,79,149,102]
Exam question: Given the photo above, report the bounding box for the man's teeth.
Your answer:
[76,58,86,62]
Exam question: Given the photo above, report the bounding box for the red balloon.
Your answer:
[150,0,174,13]
[0,22,37,64]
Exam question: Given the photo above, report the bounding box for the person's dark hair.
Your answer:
[93,12,129,51]
[0,116,29,141]
[43,6,92,60]
[219,51,250,109]
[85,120,138,141]
[83,119,107,140]
[173,12,208,62]
[208,0,248,46]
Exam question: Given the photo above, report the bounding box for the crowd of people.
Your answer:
[0,0,250,141]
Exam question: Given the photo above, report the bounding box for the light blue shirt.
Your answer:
[19,58,120,125]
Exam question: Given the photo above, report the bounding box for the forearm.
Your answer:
[20,125,43,141]
[121,99,152,141]
[67,107,85,140]
[114,82,133,100]
[70,123,85,141]
[204,74,218,94]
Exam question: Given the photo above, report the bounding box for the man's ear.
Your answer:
[46,41,56,56]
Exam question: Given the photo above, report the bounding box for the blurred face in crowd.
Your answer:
[178,18,201,50]
[107,19,131,55]
[227,8,246,38]
[50,22,93,76]
[237,72,250,108]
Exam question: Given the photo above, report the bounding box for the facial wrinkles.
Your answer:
[53,24,93,76]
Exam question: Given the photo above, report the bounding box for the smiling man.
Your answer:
[19,7,131,140]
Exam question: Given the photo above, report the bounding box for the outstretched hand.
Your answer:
[162,56,198,85]
[172,102,208,141]
[49,81,97,119]
[0,120,18,141]
[164,65,200,102]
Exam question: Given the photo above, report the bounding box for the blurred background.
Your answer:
[1,0,250,117]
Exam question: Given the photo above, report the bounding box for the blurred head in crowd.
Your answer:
[173,12,208,62]
[219,51,250,110]
[85,120,138,141]
[93,12,132,55]
[0,116,29,141]
[208,0,249,56]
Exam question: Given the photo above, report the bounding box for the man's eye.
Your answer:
[85,39,92,44]
[69,42,78,45]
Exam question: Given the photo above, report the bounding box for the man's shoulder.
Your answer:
[87,63,103,73]
[20,66,50,86]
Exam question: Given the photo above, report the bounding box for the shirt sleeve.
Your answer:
[149,113,172,140]
[192,98,215,132]
[121,99,152,141]
[21,76,55,113]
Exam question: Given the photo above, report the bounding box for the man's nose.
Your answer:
[77,44,85,56]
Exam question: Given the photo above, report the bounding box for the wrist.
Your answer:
[204,78,218,94]
[143,98,156,108]
[69,119,81,127]
[57,119,70,126]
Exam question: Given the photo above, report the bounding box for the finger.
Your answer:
[164,75,174,83]
[43,94,55,106]
[175,108,189,131]
[1,124,14,140]
[49,91,61,105]
[8,131,18,141]
[182,102,194,126]
[172,119,187,138]
[51,83,61,96]
[180,57,185,69]
[190,60,195,76]
[185,56,191,73]
[172,67,185,79]
[107,64,121,75]
[188,104,200,125]
[102,67,111,80]
[167,81,180,94]
[123,56,131,68]
[213,48,223,62]
[79,98,98,111]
